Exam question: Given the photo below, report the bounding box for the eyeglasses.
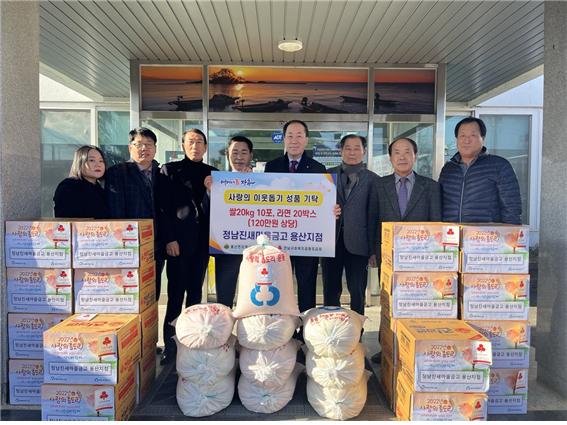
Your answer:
[131,142,155,150]
[185,139,205,146]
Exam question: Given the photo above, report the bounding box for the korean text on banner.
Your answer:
[209,171,336,257]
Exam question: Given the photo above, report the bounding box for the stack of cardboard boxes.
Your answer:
[460,224,530,415]
[70,219,158,406]
[5,219,159,416]
[379,222,460,409]
[5,221,73,405]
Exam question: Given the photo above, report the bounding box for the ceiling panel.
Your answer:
[39,0,545,102]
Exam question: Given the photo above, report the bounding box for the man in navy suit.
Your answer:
[105,127,165,301]
[372,137,442,363]
[264,120,326,313]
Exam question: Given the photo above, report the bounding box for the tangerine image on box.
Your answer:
[7,268,73,313]
[461,224,529,274]
[382,271,458,319]
[381,222,460,271]
[41,367,137,421]
[488,368,528,414]
[396,377,488,421]
[8,313,70,359]
[5,221,71,268]
[461,274,530,321]
[74,264,155,314]
[43,314,140,385]
[72,220,153,268]
[9,359,44,405]
[396,319,492,393]
[467,321,530,369]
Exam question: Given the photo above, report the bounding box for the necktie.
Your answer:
[398,177,408,217]
[289,160,298,173]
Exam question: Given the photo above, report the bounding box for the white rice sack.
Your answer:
[176,370,235,417]
[175,303,234,349]
[238,364,303,414]
[306,343,365,389]
[237,314,299,350]
[239,339,298,387]
[307,372,370,420]
[233,236,300,318]
[176,335,236,383]
[302,307,366,358]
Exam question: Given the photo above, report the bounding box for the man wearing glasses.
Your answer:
[105,127,165,304]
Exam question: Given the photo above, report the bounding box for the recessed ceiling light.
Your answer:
[278,39,303,53]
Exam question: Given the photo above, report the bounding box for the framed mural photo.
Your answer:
[208,66,368,114]
[141,65,203,112]
[374,68,436,115]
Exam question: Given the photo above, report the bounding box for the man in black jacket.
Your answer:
[159,128,218,364]
[439,117,522,224]
[105,127,165,301]
[264,120,326,313]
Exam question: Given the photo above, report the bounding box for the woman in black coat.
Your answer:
[53,145,109,219]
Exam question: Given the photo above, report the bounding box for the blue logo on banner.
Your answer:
[272,132,284,144]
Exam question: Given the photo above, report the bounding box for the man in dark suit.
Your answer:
[105,127,165,302]
[158,128,218,365]
[322,134,380,316]
[372,137,442,363]
[264,120,326,313]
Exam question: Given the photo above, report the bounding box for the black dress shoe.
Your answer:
[371,352,382,364]
[156,346,163,355]
[160,349,175,366]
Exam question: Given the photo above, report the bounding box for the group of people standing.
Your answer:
[53,116,522,365]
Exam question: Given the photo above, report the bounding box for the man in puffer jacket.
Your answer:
[439,117,522,224]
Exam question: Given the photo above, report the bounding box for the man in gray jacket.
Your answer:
[322,134,380,316]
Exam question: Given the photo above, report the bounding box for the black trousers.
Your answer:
[321,232,369,316]
[291,256,319,313]
[163,247,209,348]
[214,254,242,308]
[155,256,165,301]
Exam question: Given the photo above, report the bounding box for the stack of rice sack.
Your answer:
[379,222,460,409]
[233,235,302,414]
[72,219,158,404]
[5,220,73,406]
[174,303,235,417]
[460,224,531,415]
[304,306,369,420]
[395,319,492,421]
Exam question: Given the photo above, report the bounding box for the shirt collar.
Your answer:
[394,171,415,184]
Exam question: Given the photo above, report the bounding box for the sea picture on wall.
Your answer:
[374,69,436,114]
[208,66,368,113]
[141,66,203,111]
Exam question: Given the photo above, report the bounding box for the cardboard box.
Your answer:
[7,268,73,313]
[381,271,458,319]
[137,350,156,404]
[460,274,530,321]
[72,220,154,268]
[381,222,460,272]
[395,376,488,421]
[43,313,141,385]
[74,264,156,314]
[8,313,70,359]
[380,354,397,410]
[140,303,159,356]
[9,359,44,405]
[41,365,137,421]
[488,368,528,414]
[467,321,530,369]
[5,221,71,268]
[460,224,529,274]
[396,319,492,392]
